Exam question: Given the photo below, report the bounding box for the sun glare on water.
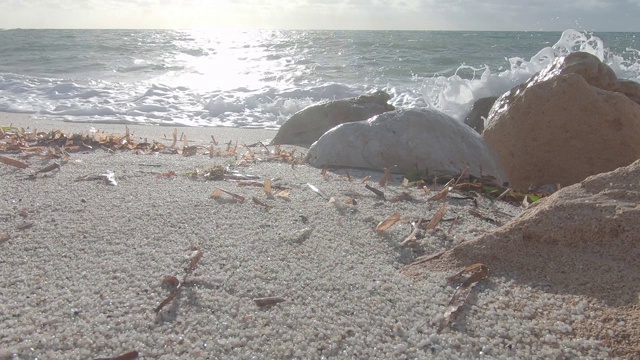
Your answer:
[157,29,281,92]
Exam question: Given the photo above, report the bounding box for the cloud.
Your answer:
[0,0,638,31]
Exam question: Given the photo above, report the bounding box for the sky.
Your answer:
[0,0,639,32]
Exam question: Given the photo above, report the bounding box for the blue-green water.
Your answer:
[0,29,638,127]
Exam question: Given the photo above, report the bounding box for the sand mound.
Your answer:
[403,159,640,357]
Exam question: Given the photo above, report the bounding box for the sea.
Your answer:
[0,29,639,128]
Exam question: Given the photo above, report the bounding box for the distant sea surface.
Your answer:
[0,29,638,128]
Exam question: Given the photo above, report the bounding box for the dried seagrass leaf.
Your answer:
[0,154,28,169]
[307,183,329,200]
[426,202,448,230]
[446,263,489,286]
[389,192,414,203]
[264,178,272,195]
[214,188,245,202]
[375,213,401,233]
[35,163,60,174]
[344,171,352,182]
[211,135,218,145]
[154,291,178,314]
[252,197,273,208]
[379,167,391,187]
[186,250,204,274]
[428,179,455,201]
[439,263,489,332]
[253,296,286,307]
[94,350,139,360]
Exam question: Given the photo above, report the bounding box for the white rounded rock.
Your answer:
[306,108,507,182]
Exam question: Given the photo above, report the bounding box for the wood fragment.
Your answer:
[0,154,29,169]
[360,175,371,184]
[375,213,401,233]
[364,184,385,200]
[426,202,448,230]
[253,296,286,307]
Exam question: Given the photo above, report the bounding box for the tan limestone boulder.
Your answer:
[483,52,640,191]
[271,91,395,147]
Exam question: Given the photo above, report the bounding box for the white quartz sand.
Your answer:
[0,114,616,359]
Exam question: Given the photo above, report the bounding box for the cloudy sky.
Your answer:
[1,0,638,31]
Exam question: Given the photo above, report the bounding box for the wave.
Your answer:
[0,29,638,128]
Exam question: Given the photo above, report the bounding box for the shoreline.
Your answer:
[0,112,630,359]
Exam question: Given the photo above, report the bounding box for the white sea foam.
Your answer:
[0,29,638,127]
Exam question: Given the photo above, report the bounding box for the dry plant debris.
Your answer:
[0,126,306,174]
[94,350,139,360]
[426,202,449,230]
[307,183,329,200]
[439,263,489,332]
[253,296,286,307]
[210,188,246,202]
[154,249,205,314]
[375,213,401,233]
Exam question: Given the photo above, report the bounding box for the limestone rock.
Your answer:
[306,108,507,182]
[484,53,640,191]
[271,91,395,147]
[463,96,497,133]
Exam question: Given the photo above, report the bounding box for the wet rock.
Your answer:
[271,91,395,147]
[463,96,497,133]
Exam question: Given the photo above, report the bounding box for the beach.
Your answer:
[0,112,630,359]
